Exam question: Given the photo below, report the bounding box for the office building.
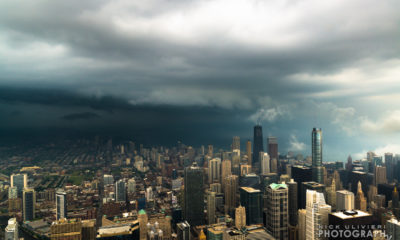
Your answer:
[300,181,325,209]
[246,140,252,166]
[177,221,191,240]
[221,159,232,189]
[311,128,323,184]
[209,158,221,184]
[253,125,264,170]
[127,178,136,193]
[355,181,367,211]
[385,153,394,182]
[115,179,126,202]
[326,178,336,210]
[265,183,288,240]
[23,188,35,221]
[208,145,214,157]
[50,219,82,240]
[291,165,312,210]
[56,190,67,220]
[240,187,262,225]
[5,218,18,240]
[207,191,216,224]
[224,174,238,215]
[11,174,27,197]
[260,152,270,175]
[184,162,204,226]
[232,136,240,150]
[298,209,306,240]
[336,190,354,211]
[386,218,400,240]
[268,136,278,173]
[103,174,114,186]
[305,190,331,240]
[235,205,246,229]
[287,179,298,226]
[375,166,387,186]
[328,210,373,240]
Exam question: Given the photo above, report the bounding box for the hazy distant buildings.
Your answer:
[209,158,221,184]
[246,140,252,165]
[184,162,204,226]
[232,136,240,150]
[375,166,387,186]
[311,128,323,184]
[355,181,367,211]
[253,125,264,171]
[267,137,278,173]
[11,174,27,197]
[224,175,238,215]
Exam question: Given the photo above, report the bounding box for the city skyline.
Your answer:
[0,1,400,162]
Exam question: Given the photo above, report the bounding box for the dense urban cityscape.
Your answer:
[0,126,399,239]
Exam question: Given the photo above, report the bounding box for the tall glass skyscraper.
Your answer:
[184,162,204,226]
[56,190,67,220]
[312,128,323,184]
[253,125,264,169]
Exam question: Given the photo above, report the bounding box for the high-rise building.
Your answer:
[386,218,400,240]
[127,178,136,193]
[300,181,325,209]
[253,125,264,170]
[184,162,204,226]
[221,159,232,189]
[355,181,367,211]
[23,188,35,221]
[328,210,373,240]
[375,166,387,186]
[291,165,312,210]
[267,136,278,173]
[5,218,18,240]
[138,209,148,240]
[224,175,238,215]
[385,153,394,182]
[246,140,252,166]
[209,158,221,184]
[232,150,241,175]
[11,174,27,197]
[240,164,251,176]
[103,174,114,186]
[56,190,67,220]
[311,128,323,184]
[232,136,240,150]
[115,179,126,202]
[336,190,354,211]
[298,209,306,240]
[265,183,288,240]
[260,152,270,175]
[345,155,353,171]
[240,187,262,225]
[235,205,246,229]
[208,145,214,158]
[305,189,331,240]
[207,192,216,225]
[177,221,191,240]
[50,219,82,240]
[287,179,298,227]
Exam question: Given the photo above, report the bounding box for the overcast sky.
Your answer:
[1,0,400,161]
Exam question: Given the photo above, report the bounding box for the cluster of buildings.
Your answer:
[2,126,400,239]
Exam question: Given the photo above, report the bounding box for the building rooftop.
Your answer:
[331,210,371,219]
[269,183,287,190]
[241,187,261,193]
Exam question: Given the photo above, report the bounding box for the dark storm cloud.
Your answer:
[61,112,101,121]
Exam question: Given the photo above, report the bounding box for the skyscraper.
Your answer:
[298,209,306,240]
[300,181,325,209]
[267,136,278,173]
[207,191,216,225]
[221,159,232,190]
[246,140,252,166]
[224,175,238,215]
[265,183,288,240]
[208,158,221,184]
[375,166,387,186]
[235,205,246,229]
[177,221,191,240]
[355,181,367,211]
[56,190,67,220]
[385,153,394,182]
[184,162,204,226]
[240,187,262,225]
[23,188,35,221]
[11,174,27,197]
[287,179,298,227]
[260,152,270,175]
[5,218,18,240]
[305,190,331,240]
[336,190,354,211]
[386,218,400,240]
[253,125,264,170]
[115,179,126,202]
[311,128,323,184]
[127,178,136,193]
[232,136,240,150]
